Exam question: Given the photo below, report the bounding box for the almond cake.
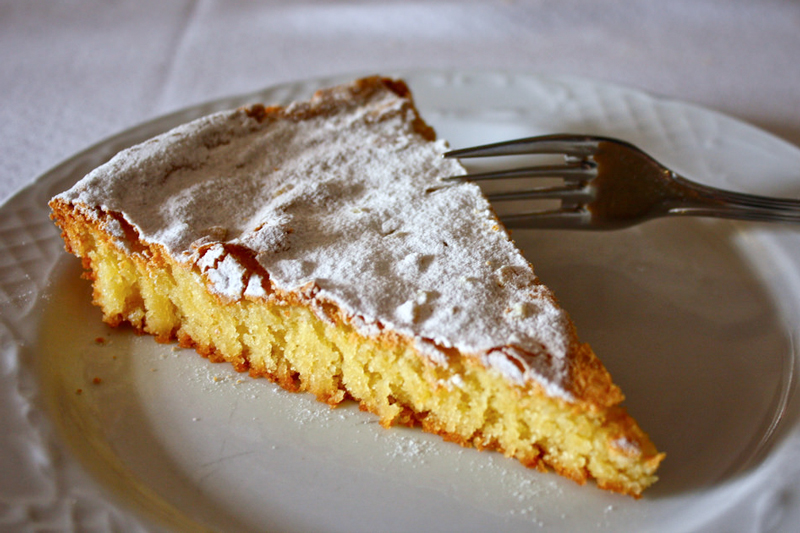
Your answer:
[49,76,663,497]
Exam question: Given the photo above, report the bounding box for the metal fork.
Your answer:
[443,134,800,230]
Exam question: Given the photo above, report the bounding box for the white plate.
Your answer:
[2,71,800,532]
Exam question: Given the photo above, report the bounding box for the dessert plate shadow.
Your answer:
[2,71,800,532]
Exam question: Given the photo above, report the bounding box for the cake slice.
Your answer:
[49,76,663,496]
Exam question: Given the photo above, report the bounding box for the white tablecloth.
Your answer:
[3,0,800,204]
[3,1,800,530]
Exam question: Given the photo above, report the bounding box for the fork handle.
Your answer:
[667,175,800,223]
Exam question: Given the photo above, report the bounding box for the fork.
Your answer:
[443,134,800,230]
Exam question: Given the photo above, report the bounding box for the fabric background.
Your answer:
[3,0,800,204]
[2,2,800,529]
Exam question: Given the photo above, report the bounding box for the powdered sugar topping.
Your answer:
[56,80,575,400]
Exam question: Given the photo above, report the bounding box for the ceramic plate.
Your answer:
[3,71,800,532]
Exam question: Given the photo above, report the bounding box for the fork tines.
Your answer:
[442,135,597,206]
[444,134,600,159]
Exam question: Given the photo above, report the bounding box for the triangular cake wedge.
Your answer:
[49,76,663,496]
